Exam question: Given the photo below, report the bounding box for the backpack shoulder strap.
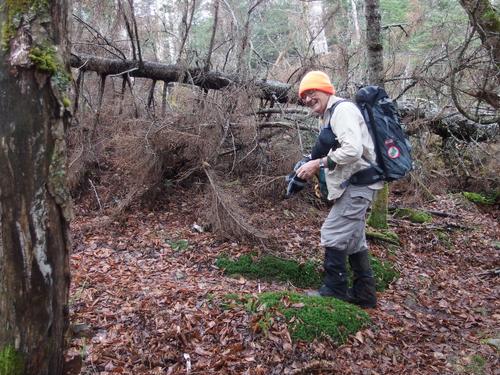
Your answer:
[324,99,351,128]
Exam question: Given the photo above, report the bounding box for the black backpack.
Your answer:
[310,85,412,187]
[354,85,413,183]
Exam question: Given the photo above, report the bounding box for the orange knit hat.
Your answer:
[298,71,336,98]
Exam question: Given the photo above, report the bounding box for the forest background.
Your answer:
[0,0,499,374]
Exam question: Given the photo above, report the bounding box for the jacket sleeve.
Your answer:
[327,103,364,165]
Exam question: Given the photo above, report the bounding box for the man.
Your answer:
[295,71,383,308]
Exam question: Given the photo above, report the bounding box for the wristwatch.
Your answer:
[319,158,325,169]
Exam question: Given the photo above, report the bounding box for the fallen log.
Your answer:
[69,54,498,141]
[70,53,292,103]
[398,99,499,142]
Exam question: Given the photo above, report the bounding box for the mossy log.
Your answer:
[366,230,400,245]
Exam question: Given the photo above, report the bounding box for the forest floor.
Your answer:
[65,184,499,375]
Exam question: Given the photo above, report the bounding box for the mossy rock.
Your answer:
[0,345,24,375]
[394,208,432,223]
[216,254,322,288]
[463,191,498,206]
[217,253,398,292]
[223,291,371,343]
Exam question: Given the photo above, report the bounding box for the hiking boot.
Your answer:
[319,247,348,300]
[347,250,377,308]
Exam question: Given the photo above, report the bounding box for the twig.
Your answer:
[478,268,500,279]
[108,67,139,77]
[88,178,103,211]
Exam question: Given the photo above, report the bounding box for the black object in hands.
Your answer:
[285,156,310,198]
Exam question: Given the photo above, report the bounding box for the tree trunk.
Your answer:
[364,0,388,229]
[306,0,329,55]
[364,0,384,86]
[350,0,361,46]
[0,1,72,374]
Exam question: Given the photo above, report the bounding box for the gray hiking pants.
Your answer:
[320,185,376,255]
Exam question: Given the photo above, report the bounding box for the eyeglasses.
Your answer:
[301,90,318,101]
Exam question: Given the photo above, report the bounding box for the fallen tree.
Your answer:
[70,53,498,142]
[70,54,291,103]
[398,99,499,142]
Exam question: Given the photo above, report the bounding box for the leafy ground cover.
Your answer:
[66,187,499,374]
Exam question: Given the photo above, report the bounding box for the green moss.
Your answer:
[0,345,24,375]
[482,8,500,30]
[369,256,399,291]
[463,191,498,206]
[216,254,322,288]
[62,97,71,108]
[28,44,71,91]
[29,45,58,73]
[1,0,50,50]
[218,254,398,292]
[394,208,432,223]
[464,354,487,375]
[367,230,400,245]
[166,239,189,251]
[225,292,370,343]
[435,230,453,250]
[367,184,389,229]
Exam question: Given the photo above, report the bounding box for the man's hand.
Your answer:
[296,159,321,180]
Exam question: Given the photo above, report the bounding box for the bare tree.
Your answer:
[0,1,72,374]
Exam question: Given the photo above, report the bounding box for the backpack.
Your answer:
[353,85,413,183]
[311,86,412,189]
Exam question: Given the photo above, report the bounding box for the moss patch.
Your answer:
[28,44,71,90]
[394,208,432,223]
[1,0,49,50]
[463,191,498,206]
[464,354,487,375]
[216,254,322,288]
[218,254,398,292]
[224,292,370,343]
[0,345,24,375]
[367,184,389,229]
[366,230,400,245]
[369,255,399,291]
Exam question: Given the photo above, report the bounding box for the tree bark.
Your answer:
[364,0,384,86]
[364,0,388,229]
[0,1,72,374]
[306,0,329,55]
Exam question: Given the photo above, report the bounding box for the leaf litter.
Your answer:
[66,189,499,374]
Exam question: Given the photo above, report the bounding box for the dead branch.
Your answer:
[204,167,268,244]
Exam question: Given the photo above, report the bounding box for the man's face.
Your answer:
[301,90,329,115]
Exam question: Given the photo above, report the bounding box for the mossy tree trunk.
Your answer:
[367,184,389,229]
[0,1,72,374]
[364,0,388,229]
